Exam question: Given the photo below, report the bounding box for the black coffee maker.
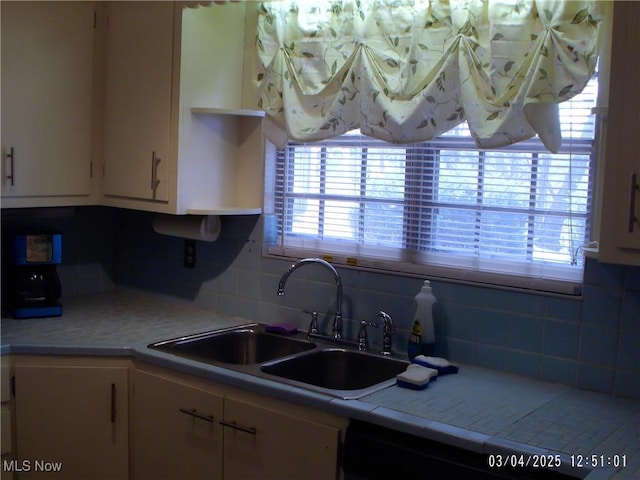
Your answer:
[7,233,62,318]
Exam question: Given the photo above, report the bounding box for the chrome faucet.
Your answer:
[304,310,319,335]
[357,321,378,351]
[277,258,343,339]
[378,311,394,355]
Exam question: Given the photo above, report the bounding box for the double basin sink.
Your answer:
[149,324,409,399]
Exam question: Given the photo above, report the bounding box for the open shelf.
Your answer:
[186,207,262,215]
[191,107,265,118]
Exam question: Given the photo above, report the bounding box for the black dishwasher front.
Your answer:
[343,420,585,480]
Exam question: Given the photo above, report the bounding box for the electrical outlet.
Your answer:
[184,240,196,268]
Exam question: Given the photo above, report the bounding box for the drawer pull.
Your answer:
[179,408,214,423]
[151,151,161,198]
[111,382,116,423]
[628,172,639,233]
[219,420,257,435]
[6,147,15,186]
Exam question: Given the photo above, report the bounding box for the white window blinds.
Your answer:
[269,77,598,295]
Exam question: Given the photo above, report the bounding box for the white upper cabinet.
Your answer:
[102,1,265,214]
[102,1,173,205]
[589,1,640,265]
[1,1,96,208]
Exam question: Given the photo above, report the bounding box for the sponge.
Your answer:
[264,323,298,335]
[413,355,459,375]
[396,364,438,390]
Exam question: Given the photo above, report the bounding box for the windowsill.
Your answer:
[264,248,584,298]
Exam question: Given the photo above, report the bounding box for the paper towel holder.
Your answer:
[152,214,221,242]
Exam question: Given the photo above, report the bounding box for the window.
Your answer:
[268,77,598,295]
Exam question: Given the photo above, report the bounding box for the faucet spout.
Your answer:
[277,258,343,339]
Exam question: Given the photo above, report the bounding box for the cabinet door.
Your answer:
[1,362,12,463]
[103,1,172,203]
[605,2,640,251]
[1,1,94,201]
[596,1,640,264]
[132,370,224,480]
[223,397,340,480]
[13,365,128,480]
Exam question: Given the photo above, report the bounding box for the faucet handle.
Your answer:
[378,311,394,334]
[303,310,319,334]
[378,311,394,355]
[357,321,378,351]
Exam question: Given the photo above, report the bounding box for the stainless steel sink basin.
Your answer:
[149,324,316,365]
[149,324,409,399]
[261,348,409,398]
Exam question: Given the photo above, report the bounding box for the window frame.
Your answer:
[266,86,598,297]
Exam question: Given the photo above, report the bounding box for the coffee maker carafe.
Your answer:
[8,233,62,318]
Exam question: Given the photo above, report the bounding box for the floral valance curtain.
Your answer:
[255,0,604,151]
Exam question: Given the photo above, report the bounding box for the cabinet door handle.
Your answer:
[628,173,639,233]
[110,382,116,424]
[151,151,161,198]
[179,408,214,423]
[6,147,15,186]
[219,420,257,435]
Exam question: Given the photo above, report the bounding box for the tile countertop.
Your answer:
[1,288,638,480]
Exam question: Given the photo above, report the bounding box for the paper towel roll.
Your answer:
[153,215,221,242]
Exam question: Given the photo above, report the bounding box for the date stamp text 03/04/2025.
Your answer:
[487,454,628,470]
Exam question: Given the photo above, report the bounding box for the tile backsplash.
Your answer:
[2,206,638,399]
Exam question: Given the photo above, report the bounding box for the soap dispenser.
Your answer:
[407,280,436,360]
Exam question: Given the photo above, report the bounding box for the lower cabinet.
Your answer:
[7,357,346,480]
[132,369,224,480]
[1,360,14,480]
[132,364,346,480]
[223,397,341,480]
[12,356,129,480]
